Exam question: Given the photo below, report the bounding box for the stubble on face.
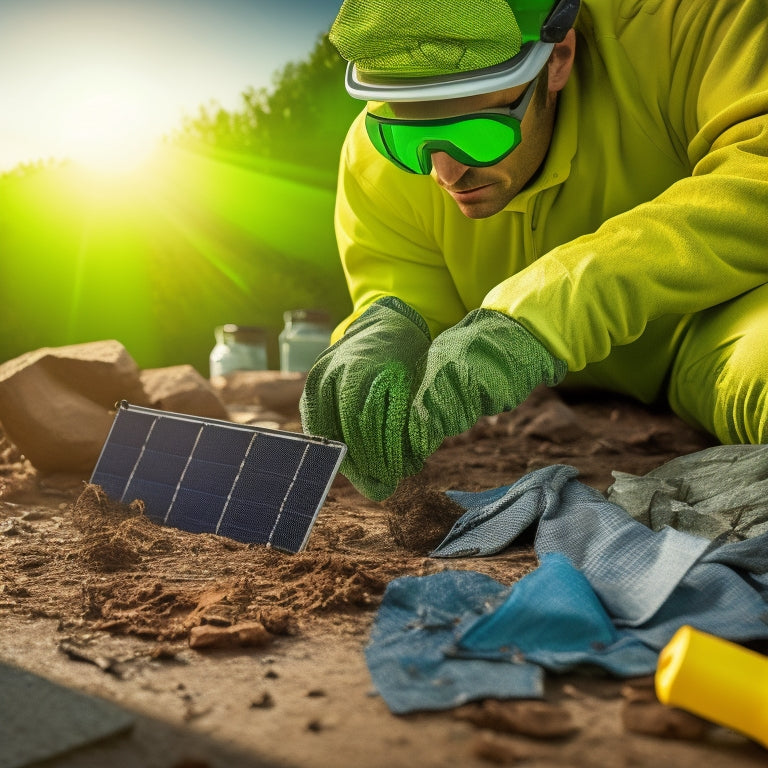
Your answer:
[432,77,557,219]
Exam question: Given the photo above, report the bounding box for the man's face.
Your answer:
[422,78,557,219]
[390,75,556,218]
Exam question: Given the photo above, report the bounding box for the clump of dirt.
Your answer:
[263,552,389,611]
[0,426,35,499]
[82,578,203,639]
[620,680,711,740]
[30,482,397,642]
[384,476,467,553]
[0,426,24,466]
[77,552,390,642]
[72,484,174,572]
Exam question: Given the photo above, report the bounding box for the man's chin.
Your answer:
[450,193,508,219]
[441,181,509,218]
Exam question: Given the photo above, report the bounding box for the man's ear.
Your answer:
[547,28,576,92]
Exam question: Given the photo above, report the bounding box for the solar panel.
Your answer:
[90,401,346,553]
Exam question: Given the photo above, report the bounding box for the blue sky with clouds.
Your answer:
[0,0,345,170]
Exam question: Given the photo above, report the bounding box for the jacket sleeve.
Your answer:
[332,112,467,342]
[482,0,768,371]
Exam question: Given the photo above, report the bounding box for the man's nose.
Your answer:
[430,151,470,186]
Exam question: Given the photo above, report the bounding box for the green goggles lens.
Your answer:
[366,113,522,174]
[364,77,537,175]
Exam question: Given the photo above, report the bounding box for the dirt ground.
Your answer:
[1,378,767,768]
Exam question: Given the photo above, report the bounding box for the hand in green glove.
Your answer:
[408,309,567,464]
[300,296,431,501]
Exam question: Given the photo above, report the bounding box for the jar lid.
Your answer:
[283,309,331,326]
[221,324,267,344]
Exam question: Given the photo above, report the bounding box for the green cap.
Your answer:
[330,0,524,79]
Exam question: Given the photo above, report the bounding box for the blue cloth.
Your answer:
[366,464,768,714]
[453,553,658,676]
[439,465,768,641]
[364,570,544,714]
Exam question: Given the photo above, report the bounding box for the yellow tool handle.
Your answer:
[655,624,768,748]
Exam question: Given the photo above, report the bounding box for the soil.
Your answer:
[1,380,766,768]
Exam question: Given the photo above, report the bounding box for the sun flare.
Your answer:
[53,69,160,175]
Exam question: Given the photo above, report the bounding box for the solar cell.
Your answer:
[90,401,346,553]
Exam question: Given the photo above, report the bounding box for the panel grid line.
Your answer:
[91,403,347,552]
[267,442,310,548]
[162,423,205,524]
[215,431,259,535]
[119,415,159,503]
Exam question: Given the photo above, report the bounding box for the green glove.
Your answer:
[409,308,567,463]
[300,296,432,501]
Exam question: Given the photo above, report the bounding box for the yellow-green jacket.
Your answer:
[333,0,768,403]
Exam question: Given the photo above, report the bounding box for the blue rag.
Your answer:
[364,570,543,714]
[366,461,768,714]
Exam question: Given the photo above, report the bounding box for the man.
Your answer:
[300,0,768,501]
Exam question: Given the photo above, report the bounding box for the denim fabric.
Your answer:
[437,465,768,640]
[364,570,544,714]
[453,553,659,675]
[366,456,768,714]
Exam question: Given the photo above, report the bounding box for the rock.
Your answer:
[250,692,275,709]
[455,700,578,739]
[141,365,229,420]
[210,370,306,418]
[520,400,584,444]
[188,621,272,650]
[471,731,531,764]
[0,341,150,474]
[621,682,710,739]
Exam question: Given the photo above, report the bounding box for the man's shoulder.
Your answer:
[578,0,669,35]
[581,0,748,33]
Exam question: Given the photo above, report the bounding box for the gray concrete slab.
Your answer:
[0,662,134,768]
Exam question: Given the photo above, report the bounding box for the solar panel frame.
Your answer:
[89,401,347,553]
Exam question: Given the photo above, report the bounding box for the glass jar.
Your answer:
[279,309,332,373]
[209,324,268,378]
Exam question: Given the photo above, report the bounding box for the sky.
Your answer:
[0,0,344,172]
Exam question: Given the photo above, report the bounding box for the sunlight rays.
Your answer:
[0,145,350,372]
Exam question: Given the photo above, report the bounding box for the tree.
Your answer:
[174,34,362,174]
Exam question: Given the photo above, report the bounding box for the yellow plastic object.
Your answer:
[655,625,768,748]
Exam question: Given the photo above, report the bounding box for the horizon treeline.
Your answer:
[172,33,362,173]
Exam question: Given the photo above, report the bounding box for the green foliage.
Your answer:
[1,157,67,181]
[173,34,363,174]
[0,147,352,373]
[0,33,357,372]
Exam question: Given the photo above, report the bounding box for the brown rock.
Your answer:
[520,400,584,444]
[621,684,710,740]
[210,370,306,418]
[455,699,578,739]
[141,365,229,420]
[0,340,150,474]
[188,621,272,650]
[471,731,530,764]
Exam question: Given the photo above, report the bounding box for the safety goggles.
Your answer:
[364,76,538,175]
